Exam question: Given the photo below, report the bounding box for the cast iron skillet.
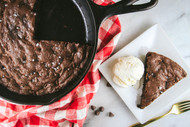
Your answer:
[0,0,158,105]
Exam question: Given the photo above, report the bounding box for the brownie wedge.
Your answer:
[139,52,187,109]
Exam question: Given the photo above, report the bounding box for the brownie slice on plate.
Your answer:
[139,52,187,109]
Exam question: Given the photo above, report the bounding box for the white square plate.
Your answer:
[99,24,190,123]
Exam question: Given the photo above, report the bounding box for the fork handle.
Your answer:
[130,113,170,127]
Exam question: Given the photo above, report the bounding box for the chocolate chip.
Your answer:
[108,112,114,117]
[16,26,20,30]
[32,78,35,82]
[90,105,96,111]
[158,86,162,90]
[45,63,48,68]
[99,106,104,112]
[53,67,57,71]
[22,60,26,64]
[30,71,36,75]
[4,3,8,7]
[22,16,27,24]
[52,62,55,65]
[175,77,180,82]
[94,110,100,116]
[36,43,40,47]
[13,12,18,17]
[2,65,6,70]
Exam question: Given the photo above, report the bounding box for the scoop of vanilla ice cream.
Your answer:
[113,56,144,87]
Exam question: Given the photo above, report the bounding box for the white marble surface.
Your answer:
[84,0,190,127]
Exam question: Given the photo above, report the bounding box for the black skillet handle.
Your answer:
[89,0,158,28]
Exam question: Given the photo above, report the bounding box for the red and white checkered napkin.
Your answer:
[0,0,121,127]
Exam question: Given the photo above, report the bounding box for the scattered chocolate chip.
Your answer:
[53,67,57,71]
[2,65,6,70]
[108,112,114,117]
[36,43,39,47]
[22,60,26,64]
[106,82,112,87]
[52,62,55,65]
[22,16,27,24]
[4,3,8,7]
[94,110,100,116]
[13,12,18,17]
[32,78,35,82]
[90,105,96,111]
[45,63,48,68]
[99,106,104,112]
[30,71,36,75]
[158,86,162,90]
[16,26,20,30]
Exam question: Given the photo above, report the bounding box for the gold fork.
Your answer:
[130,100,190,127]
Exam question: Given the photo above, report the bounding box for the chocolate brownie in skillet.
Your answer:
[0,0,92,95]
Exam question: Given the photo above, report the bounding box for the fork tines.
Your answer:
[179,100,190,112]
